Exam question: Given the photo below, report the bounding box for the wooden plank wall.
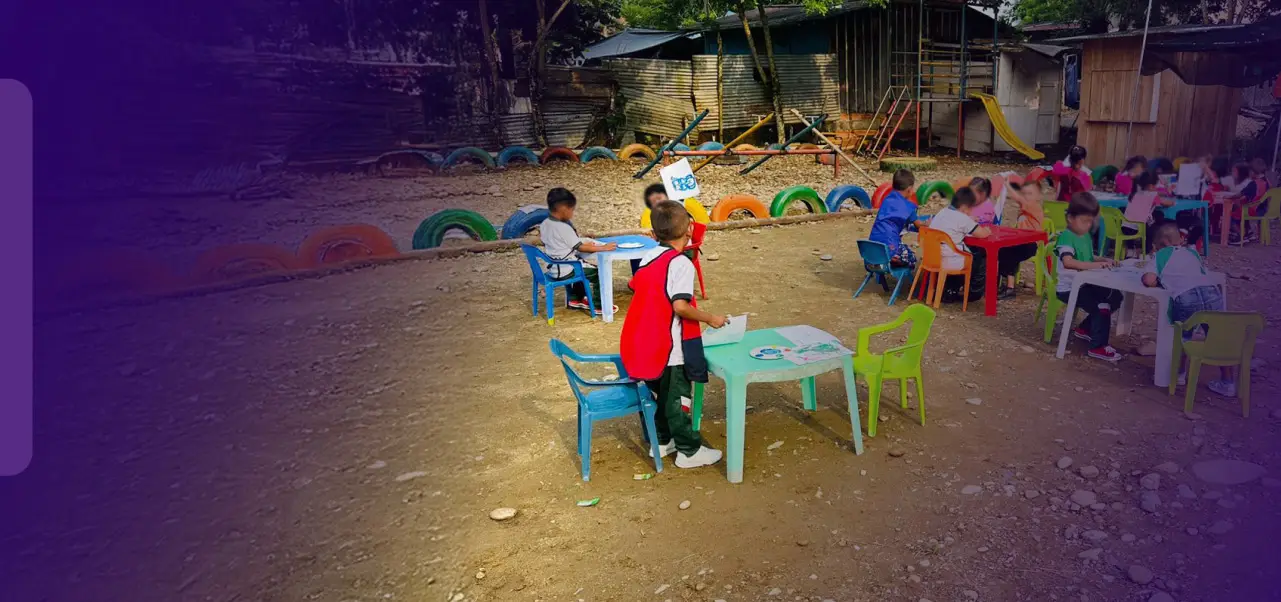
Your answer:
[1078,39,1240,167]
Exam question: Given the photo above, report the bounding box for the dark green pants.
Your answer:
[554,266,602,306]
[645,365,703,456]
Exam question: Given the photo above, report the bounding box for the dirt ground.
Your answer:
[19,200,1281,602]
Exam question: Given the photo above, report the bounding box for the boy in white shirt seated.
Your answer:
[926,187,991,303]
[539,187,618,313]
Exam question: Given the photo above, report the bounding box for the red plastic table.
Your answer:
[964,226,1048,317]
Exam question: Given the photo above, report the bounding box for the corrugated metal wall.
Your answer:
[605,58,695,138]
[691,54,840,132]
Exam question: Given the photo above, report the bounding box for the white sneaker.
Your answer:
[1177,372,1187,386]
[651,441,676,457]
[675,446,723,469]
[1208,380,1237,398]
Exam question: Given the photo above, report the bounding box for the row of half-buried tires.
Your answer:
[375,145,656,172]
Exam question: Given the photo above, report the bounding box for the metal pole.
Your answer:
[916,0,923,156]
[1124,0,1155,160]
[1273,110,1280,171]
[692,112,774,172]
[740,115,828,175]
[633,110,709,179]
[959,1,967,158]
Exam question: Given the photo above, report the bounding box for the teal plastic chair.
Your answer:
[853,240,913,305]
[549,339,663,480]
[1169,311,1264,417]
[853,304,936,436]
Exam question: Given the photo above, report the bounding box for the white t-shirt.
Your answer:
[928,207,978,270]
[637,246,696,366]
[539,217,596,278]
[1155,245,1216,298]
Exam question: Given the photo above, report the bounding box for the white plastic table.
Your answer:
[595,235,658,323]
[1053,265,1227,386]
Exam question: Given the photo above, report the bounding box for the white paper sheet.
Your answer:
[784,341,853,365]
[1175,164,1203,197]
[774,325,838,347]
[702,314,748,347]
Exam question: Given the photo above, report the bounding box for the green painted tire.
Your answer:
[1091,165,1119,186]
[412,209,498,249]
[442,147,495,169]
[915,181,956,205]
[769,186,826,217]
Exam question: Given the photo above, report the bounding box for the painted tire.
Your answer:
[375,150,442,172]
[618,144,657,162]
[671,143,691,153]
[1091,165,1119,185]
[818,153,835,165]
[767,143,791,151]
[540,147,578,164]
[732,144,759,152]
[824,185,871,212]
[872,183,918,209]
[412,209,498,250]
[500,206,550,239]
[797,143,820,150]
[710,194,768,221]
[1173,156,1190,170]
[579,146,619,164]
[298,224,399,267]
[194,243,301,283]
[442,146,495,169]
[770,186,826,217]
[496,146,540,168]
[696,141,725,151]
[915,181,956,205]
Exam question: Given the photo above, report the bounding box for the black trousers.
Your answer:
[1058,284,1123,349]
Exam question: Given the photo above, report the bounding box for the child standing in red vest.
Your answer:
[620,201,727,469]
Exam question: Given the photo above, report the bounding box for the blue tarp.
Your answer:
[582,29,697,60]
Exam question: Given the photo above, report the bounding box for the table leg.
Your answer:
[800,377,817,411]
[691,381,704,432]
[1203,208,1211,258]
[599,258,615,323]
[842,357,865,455]
[983,246,1000,317]
[1154,297,1174,387]
[724,375,747,484]
[1055,282,1082,359]
[1116,292,1136,336]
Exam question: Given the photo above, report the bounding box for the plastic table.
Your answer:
[691,328,864,484]
[595,235,658,323]
[1053,265,1227,387]
[1095,197,1211,257]
[962,226,1048,317]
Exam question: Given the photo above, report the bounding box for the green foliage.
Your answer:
[1013,0,1281,30]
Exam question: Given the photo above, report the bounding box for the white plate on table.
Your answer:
[617,242,645,249]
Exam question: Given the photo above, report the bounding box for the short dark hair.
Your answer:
[1151,158,1174,175]
[1233,162,1251,181]
[547,187,577,212]
[968,177,991,197]
[891,169,916,192]
[1211,156,1232,178]
[651,200,691,242]
[1066,191,1099,217]
[1123,156,1147,171]
[1068,145,1088,166]
[1131,171,1156,198]
[1153,221,1182,246]
[643,183,667,206]
[951,187,978,209]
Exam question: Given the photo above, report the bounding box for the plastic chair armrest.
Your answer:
[880,341,926,368]
[856,319,908,355]
[561,351,630,379]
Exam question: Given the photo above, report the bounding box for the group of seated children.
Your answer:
[1207,156,1273,244]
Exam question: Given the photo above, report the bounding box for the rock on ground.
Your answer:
[1191,459,1267,485]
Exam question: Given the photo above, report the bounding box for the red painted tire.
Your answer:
[298,224,399,267]
[872,183,917,208]
[194,244,301,283]
[540,147,578,164]
[710,194,768,221]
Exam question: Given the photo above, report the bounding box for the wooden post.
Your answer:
[790,109,877,187]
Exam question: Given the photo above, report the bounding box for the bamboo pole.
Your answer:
[740,115,827,175]
[789,109,877,187]
[692,113,774,173]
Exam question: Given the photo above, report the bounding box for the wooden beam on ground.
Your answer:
[790,109,877,187]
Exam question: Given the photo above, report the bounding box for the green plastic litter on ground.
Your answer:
[576,497,601,507]
[633,473,654,480]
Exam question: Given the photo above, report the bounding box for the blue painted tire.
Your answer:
[373,150,442,171]
[500,206,550,239]
[824,185,871,212]
[671,143,692,153]
[768,143,792,151]
[497,146,540,168]
[442,147,495,169]
[697,141,725,151]
[579,146,619,164]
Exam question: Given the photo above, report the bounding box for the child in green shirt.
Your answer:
[1055,193,1123,362]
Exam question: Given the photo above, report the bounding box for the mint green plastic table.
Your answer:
[691,328,864,483]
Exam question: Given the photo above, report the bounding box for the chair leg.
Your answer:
[582,279,598,319]
[546,284,556,325]
[898,377,908,409]
[854,272,875,299]
[866,375,883,437]
[927,273,939,308]
[1240,362,1252,418]
[693,254,708,300]
[960,270,972,312]
[888,275,906,306]
[915,374,926,426]
[908,267,923,301]
[1184,359,1202,415]
[579,413,593,481]
[1168,336,1183,397]
[642,404,663,473]
[532,282,539,316]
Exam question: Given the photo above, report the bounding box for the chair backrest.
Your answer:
[886,304,936,369]
[1098,206,1126,233]
[1183,311,1265,363]
[1037,232,1059,287]
[520,244,552,285]
[1260,188,1281,219]
[1044,200,1069,232]
[548,338,592,405]
[916,227,964,270]
[691,221,708,246]
[856,239,893,273]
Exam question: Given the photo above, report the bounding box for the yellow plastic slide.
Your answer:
[970,93,1045,161]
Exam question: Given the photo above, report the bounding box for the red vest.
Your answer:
[620,248,708,382]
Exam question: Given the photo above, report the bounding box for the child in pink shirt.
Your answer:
[1113,156,1147,196]
[1052,145,1093,201]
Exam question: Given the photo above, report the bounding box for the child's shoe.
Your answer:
[566,299,618,313]
[1072,326,1092,342]
[675,446,723,469]
[1087,346,1123,362]
[651,441,677,457]
[1207,380,1237,398]
[998,286,1016,300]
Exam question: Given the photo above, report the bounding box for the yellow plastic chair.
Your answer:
[1239,188,1281,246]
[1169,311,1264,417]
[1043,200,1068,233]
[1099,206,1145,260]
[853,304,936,437]
[640,198,711,228]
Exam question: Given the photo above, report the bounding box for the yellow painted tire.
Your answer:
[641,198,711,228]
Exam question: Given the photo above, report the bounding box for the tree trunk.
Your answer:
[530,0,548,147]
[736,3,769,90]
[717,29,724,142]
[1199,0,1210,23]
[478,0,503,144]
[755,0,787,143]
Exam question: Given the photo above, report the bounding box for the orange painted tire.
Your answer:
[194,243,301,283]
[710,194,768,221]
[618,143,656,162]
[872,183,917,209]
[732,144,759,152]
[540,147,578,164]
[298,224,400,267]
[817,153,835,165]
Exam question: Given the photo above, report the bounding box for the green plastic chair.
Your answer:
[1033,233,1082,344]
[853,304,936,437]
[1169,311,1264,417]
[1240,188,1281,246]
[1032,220,1059,296]
[1043,200,1068,233]
[1098,206,1145,260]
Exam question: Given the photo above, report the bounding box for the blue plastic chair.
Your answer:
[549,339,663,481]
[853,240,913,305]
[520,244,597,325]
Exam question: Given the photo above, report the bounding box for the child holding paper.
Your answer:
[620,201,727,469]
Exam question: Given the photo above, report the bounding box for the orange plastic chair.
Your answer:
[685,221,709,299]
[909,227,973,311]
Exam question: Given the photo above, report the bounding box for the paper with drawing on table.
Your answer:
[774,325,838,347]
[702,314,747,347]
[784,341,853,365]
